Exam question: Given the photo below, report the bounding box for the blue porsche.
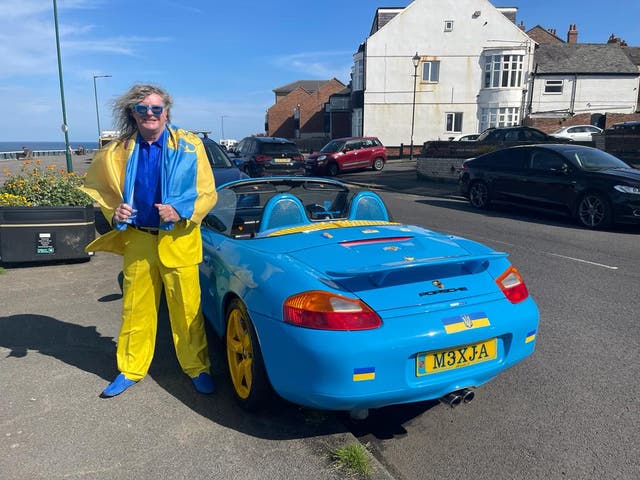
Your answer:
[199,177,539,416]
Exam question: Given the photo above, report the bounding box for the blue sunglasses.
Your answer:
[133,104,164,115]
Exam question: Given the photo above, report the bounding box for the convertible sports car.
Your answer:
[199,177,539,417]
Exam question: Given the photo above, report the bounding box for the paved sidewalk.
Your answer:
[0,252,394,480]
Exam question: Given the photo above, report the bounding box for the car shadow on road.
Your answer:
[142,301,347,441]
[416,198,640,233]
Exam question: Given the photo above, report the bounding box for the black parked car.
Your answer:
[475,126,571,144]
[195,134,248,185]
[458,144,640,229]
[235,136,305,177]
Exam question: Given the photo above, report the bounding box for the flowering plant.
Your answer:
[0,160,93,207]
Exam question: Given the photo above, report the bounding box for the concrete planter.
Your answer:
[0,206,95,264]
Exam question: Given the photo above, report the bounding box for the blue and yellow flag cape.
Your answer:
[80,125,217,266]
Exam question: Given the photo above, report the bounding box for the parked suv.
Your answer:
[305,137,387,176]
[235,137,305,177]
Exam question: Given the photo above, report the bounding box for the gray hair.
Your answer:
[112,84,173,139]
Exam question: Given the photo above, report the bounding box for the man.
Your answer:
[81,84,217,397]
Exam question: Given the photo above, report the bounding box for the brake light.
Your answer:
[283,291,382,330]
[293,154,304,161]
[495,266,529,303]
[255,155,271,162]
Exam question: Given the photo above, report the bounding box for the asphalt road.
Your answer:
[337,167,640,480]
[2,157,639,479]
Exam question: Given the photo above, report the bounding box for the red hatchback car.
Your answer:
[305,137,387,176]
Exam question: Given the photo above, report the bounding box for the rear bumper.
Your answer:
[252,298,539,411]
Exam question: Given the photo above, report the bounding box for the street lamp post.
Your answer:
[410,52,421,162]
[93,74,112,139]
[220,115,229,140]
[52,0,73,172]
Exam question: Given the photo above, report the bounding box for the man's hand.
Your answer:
[155,203,180,223]
[114,203,135,223]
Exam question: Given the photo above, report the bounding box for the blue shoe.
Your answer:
[191,372,215,394]
[100,373,138,398]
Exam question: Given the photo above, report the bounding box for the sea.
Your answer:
[0,141,98,154]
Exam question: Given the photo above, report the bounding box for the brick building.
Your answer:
[266,78,347,142]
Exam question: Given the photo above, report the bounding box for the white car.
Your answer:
[448,133,480,141]
[550,125,602,142]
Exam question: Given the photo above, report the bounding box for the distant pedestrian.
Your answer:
[80,84,218,398]
[19,146,32,160]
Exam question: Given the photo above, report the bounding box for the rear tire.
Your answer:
[468,181,490,209]
[372,157,385,171]
[326,163,339,177]
[576,192,612,229]
[225,298,271,411]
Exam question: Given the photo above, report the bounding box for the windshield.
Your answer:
[203,140,234,168]
[259,143,299,155]
[204,179,351,239]
[570,148,630,170]
[320,140,346,153]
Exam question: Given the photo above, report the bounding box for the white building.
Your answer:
[351,0,535,146]
[526,43,640,126]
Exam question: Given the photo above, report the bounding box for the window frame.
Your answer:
[421,60,440,83]
[444,20,454,32]
[483,54,524,88]
[544,80,564,94]
[445,112,463,133]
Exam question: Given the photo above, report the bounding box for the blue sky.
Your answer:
[1,0,639,143]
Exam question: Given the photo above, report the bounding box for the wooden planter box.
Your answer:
[0,206,95,264]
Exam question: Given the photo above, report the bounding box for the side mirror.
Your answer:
[233,158,244,168]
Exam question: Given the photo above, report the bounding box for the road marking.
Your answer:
[544,252,618,270]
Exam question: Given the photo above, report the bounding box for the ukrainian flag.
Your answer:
[525,329,537,343]
[353,367,376,381]
[441,312,490,334]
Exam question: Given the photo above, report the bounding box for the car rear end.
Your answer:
[253,225,539,411]
[255,140,305,177]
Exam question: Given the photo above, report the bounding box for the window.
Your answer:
[421,61,440,83]
[445,112,463,132]
[352,58,364,91]
[444,20,454,31]
[483,54,523,88]
[480,107,520,131]
[544,80,563,94]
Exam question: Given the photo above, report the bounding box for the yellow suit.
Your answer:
[81,127,217,381]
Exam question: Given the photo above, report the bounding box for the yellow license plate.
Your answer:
[273,158,291,163]
[416,338,497,376]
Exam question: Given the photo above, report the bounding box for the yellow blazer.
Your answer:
[80,127,217,268]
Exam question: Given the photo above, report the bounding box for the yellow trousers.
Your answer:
[117,228,210,381]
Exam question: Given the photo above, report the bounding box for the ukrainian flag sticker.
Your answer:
[525,330,537,343]
[441,312,490,334]
[353,367,376,381]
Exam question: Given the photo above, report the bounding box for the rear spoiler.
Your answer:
[326,252,508,287]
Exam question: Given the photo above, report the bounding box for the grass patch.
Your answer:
[0,267,5,274]
[330,442,372,477]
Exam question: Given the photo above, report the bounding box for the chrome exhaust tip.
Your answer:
[439,392,463,408]
[460,388,475,403]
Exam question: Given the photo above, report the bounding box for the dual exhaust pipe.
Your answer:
[439,388,475,408]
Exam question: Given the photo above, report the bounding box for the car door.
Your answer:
[486,148,529,202]
[519,147,576,212]
[339,140,362,171]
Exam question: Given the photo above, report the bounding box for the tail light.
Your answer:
[293,154,304,161]
[283,291,382,330]
[495,266,529,303]
[255,155,271,162]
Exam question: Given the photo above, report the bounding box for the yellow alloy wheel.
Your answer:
[225,298,271,410]
[226,306,253,399]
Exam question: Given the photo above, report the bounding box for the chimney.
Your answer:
[518,20,525,31]
[607,34,621,45]
[567,24,578,43]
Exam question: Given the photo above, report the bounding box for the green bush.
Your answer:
[1,160,93,207]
